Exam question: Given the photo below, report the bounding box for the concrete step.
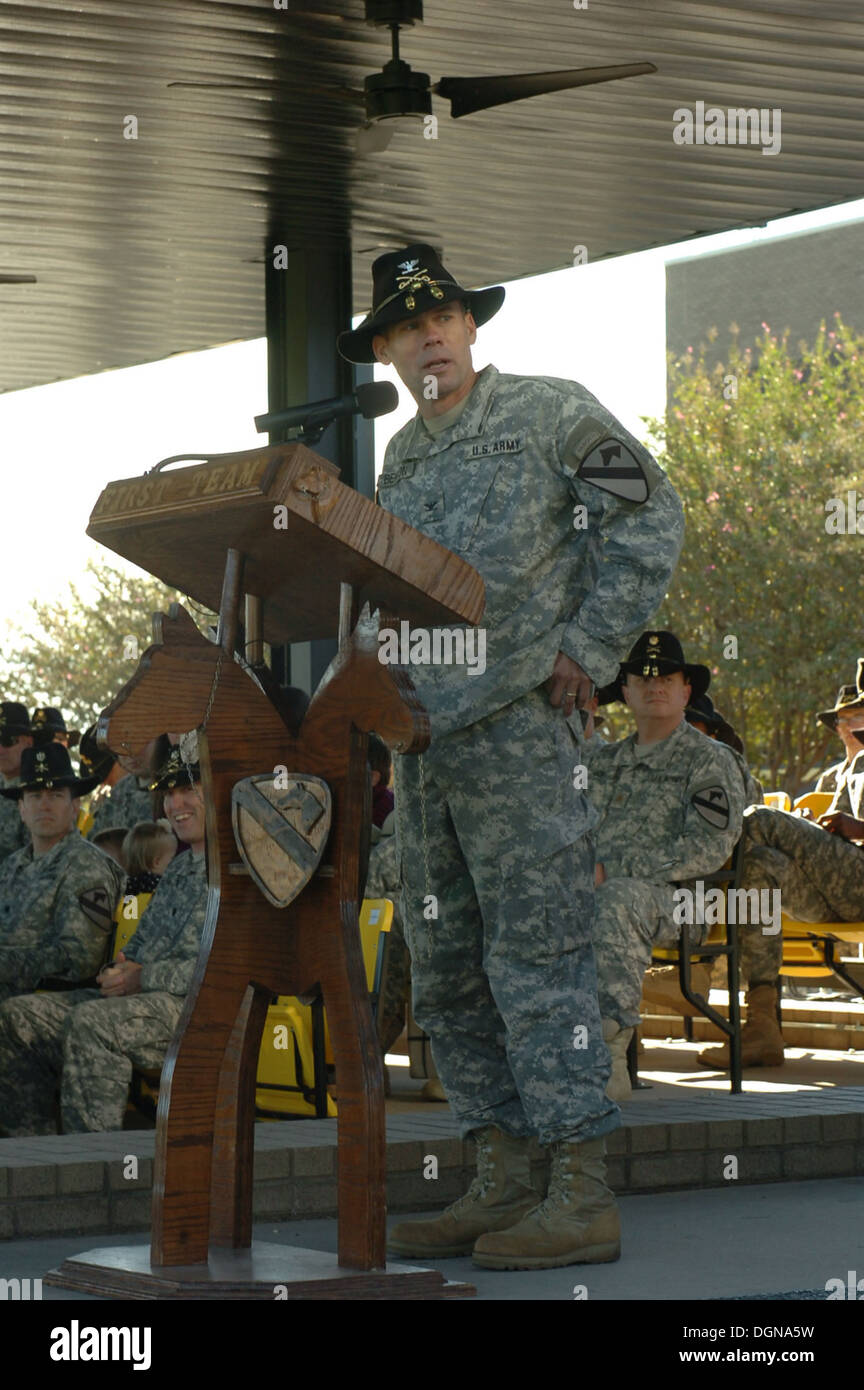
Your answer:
[2,1065,863,1243]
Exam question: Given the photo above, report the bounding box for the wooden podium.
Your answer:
[46,443,484,1300]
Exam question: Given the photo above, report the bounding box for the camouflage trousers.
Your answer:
[592,878,688,1029]
[736,806,864,988]
[0,988,183,1135]
[393,687,617,1147]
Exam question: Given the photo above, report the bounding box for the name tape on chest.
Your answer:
[377,461,416,488]
[691,785,730,830]
[78,887,115,932]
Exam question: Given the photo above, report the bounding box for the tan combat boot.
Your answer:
[697,983,784,1068]
[642,961,712,1016]
[602,1018,634,1102]
[472,1136,621,1270]
[386,1126,542,1259]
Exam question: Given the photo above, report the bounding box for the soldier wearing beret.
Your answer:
[0,740,208,1136]
[339,246,684,1269]
[588,633,745,1095]
[0,701,33,864]
[0,744,123,1004]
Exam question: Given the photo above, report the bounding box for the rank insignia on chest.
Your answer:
[470,437,522,457]
[692,785,730,829]
[577,438,648,503]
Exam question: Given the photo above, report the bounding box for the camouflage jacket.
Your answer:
[123,848,208,995]
[89,773,153,836]
[377,364,684,736]
[0,829,124,990]
[586,719,745,883]
[0,775,28,864]
[828,750,864,820]
[816,757,854,798]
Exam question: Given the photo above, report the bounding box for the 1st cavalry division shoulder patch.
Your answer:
[577,439,648,503]
[78,887,114,932]
[691,785,730,830]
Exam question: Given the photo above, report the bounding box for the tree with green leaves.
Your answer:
[0,559,215,737]
[643,313,864,793]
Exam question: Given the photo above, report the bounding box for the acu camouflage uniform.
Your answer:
[0,847,208,1136]
[815,757,856,797]
[738,748,864,988]
[364,813,409,1055]
[586,720,745,1028]
[378,363,684,1145]
[88,772,153,837]
[0,775,28,864]
[0,828,123,1004]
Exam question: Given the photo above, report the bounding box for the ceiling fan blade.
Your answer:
[355,121,396,154]
[436,62,657,118]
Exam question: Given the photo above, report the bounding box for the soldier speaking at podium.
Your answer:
[338,245,684,1270]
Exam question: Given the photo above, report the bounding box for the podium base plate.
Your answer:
[45,1242,475,1300]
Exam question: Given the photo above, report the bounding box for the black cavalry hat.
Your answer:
[337,243,505,364]
[684,693,725,733]
[78,724,117,785]
[0,743,99,799]
[597,631,711,706]
[31,706,80,749]
[149,735,201,792]
[817,661,864,730]
[0,701,31,743]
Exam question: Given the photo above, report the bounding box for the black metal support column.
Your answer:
[264,240,375,692]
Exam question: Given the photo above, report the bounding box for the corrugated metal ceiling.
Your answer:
[2,0,863,392]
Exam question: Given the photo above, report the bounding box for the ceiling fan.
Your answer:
[169,0,657,154]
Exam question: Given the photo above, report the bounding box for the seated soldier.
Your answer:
[0,744,123,1005]
[642,691,763,1015]
[88,736,158,837]
[589,633,745,1099]
[814,675,864,797]
[0,701,33,865]
[0,741,208,1136]
[31,707,80,751]
[699,664,864,1070]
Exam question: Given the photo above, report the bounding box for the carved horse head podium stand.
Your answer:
[46,443,484,1300]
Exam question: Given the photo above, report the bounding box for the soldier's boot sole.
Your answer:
[387,1192,542,1260]
[472,1207,621,1271]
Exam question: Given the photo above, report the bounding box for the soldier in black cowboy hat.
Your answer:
[0,737,208,1136]
[597,630,711,708]
[0,743,123,1007]
[814,664,864,797]
[347,244,685,1271]
[31,706,80,750]
[0,701,33,865]
[587,630,745,1089]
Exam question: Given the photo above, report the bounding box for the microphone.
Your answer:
[254,381,398,436]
